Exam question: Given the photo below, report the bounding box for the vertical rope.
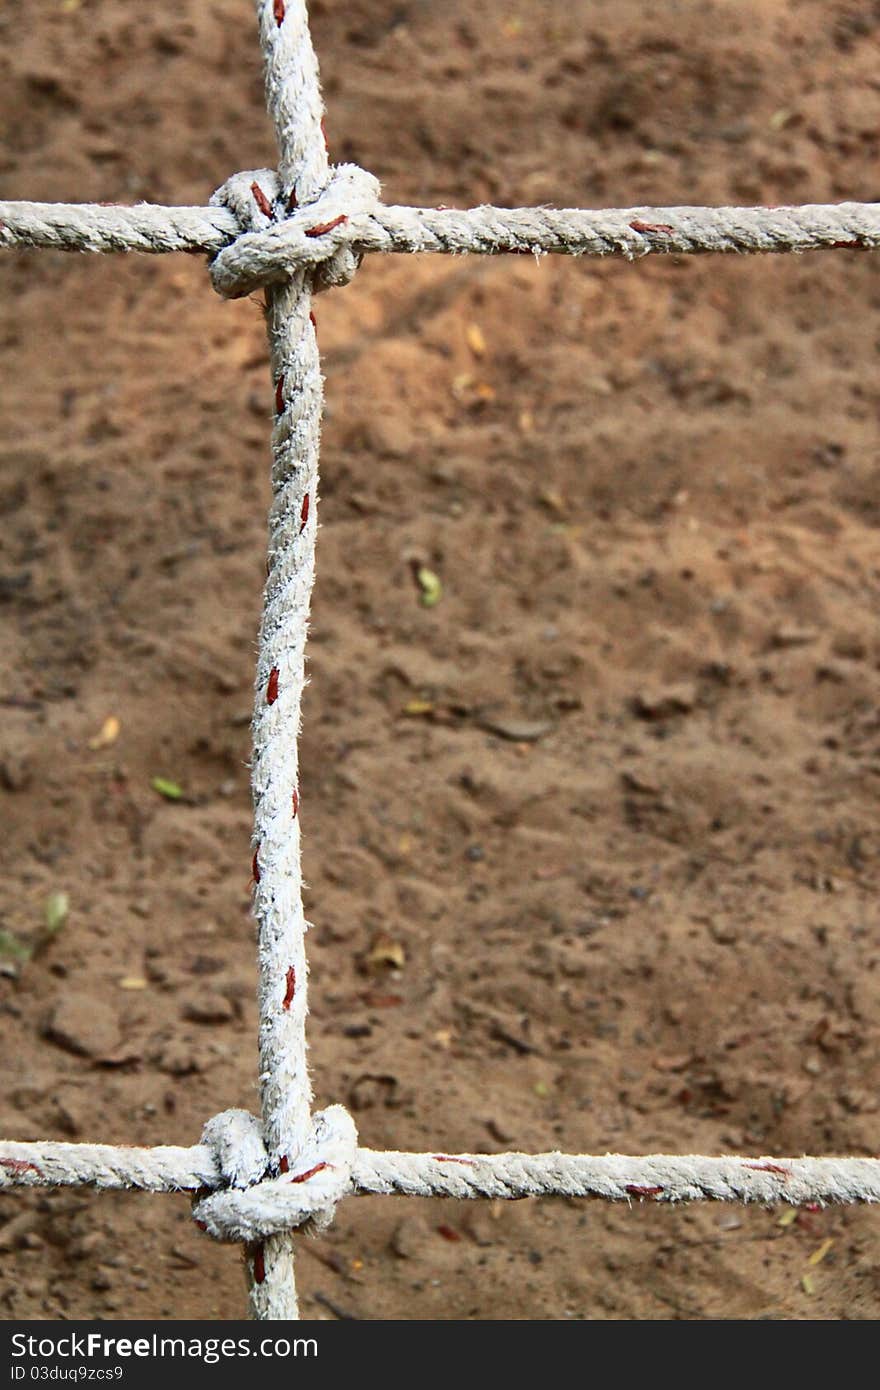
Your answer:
[247,0,329,1321]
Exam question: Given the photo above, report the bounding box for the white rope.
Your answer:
[237,0,335,1323]
[2,0,879,1323]
[193,1107,358,1241]
[2,197,877,297]
[3,1127,880,1215]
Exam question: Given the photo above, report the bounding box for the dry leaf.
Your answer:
[807,1238,834,1266]
[465,323,487,358]
[801,1273,815,1295]
[366,932,406,972]
[538,488,566,516]
[777,1208,798,1228]
[118,976,148,991]
[88,715,120,750]
[403,699,434,716]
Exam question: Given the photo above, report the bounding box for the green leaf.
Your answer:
[0,929,31,962]
[416,567,443,607]
[152,777,183,800]
[45,891,69,934]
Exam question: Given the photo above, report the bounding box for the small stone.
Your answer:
[831,632,866,661]
[633,683,697,719]
[0,1211,38,1252]
[477,713,555,742]
[717,1213,742,1231]
[802,1055,823,1076]
[770,626,818,649]
[71,1230,105,1260]
[0,752,32,792]
[157,1040,202,1076]
[485,1116,513,1144]
[182,993,235,1025]
[390,1216,432,1260]
[708,920,739,945]
[91,1268,114,1291]
[839,1089,878,1115]
[44,994,120,1058]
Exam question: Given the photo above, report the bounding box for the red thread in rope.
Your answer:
[626,1184,664,1197]
[251,848,261,885]
[250,182,273,219]
[275,377,284,414]
[290,1162,329,1184]
[252,1245,266,1284]
[279,1156,289,1175]
[433,1155,475,1165]
[291,788,299,818]
[282,966,296,1012]
[273,0,285,25]
[0,1158,42,1178]
[299,495,310,533]
[745,1162,790,1176]
[305,214,347,238]
[629,220,675,235]
[266,667,280,705]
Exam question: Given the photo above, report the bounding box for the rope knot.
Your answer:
[208,164,380,299]
[193,1105,358,1241]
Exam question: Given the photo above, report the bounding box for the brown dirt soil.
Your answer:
[2,0,880,1322]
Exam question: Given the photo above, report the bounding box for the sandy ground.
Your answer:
[2,0,880,1320]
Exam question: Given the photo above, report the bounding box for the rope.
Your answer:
[3,1127,880,1214]
[2,197,878,297]
[234,0,333,1322]
[1,0,879,1323]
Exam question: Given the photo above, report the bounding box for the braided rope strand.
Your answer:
[2,198,878,288]
[3,1131,879,1213]
[243,0,333,1322]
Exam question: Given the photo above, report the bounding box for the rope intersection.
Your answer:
[1,0,878,1321]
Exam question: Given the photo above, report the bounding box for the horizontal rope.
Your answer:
[3,1133,879,1210]
[2,195,878,296]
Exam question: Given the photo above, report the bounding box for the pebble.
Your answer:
[44,995,121,1058]
[477,714,555,742]
[0,1211,38,1252]
[182,993,235,1025]
[157,1040,202,1076]
[633,683,697,719]
[0,752,32,792]
[390,1216,432,1260]
[771,626,818,649]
